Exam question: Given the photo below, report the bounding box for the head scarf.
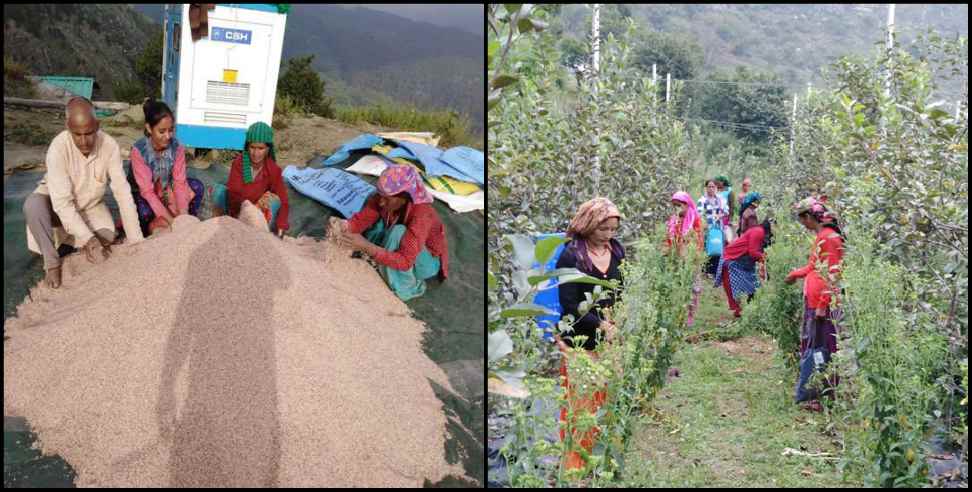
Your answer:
[242,122,275,184]
[715,175,732,188]
[567,197,625,274]
[377,164,433,204]
[739,206,760,234]
[739,192,763,217]
[793,196,839,225]
[567,197,623,239]
[668,191,700,239]
[794,196,846,242]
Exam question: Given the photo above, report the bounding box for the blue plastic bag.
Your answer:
[705,223,724,256]
[282,166,375,218]
[532,233,568,342]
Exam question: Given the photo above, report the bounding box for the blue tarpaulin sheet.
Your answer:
[387,140,481,185]
[439,146,484,185]
[320,134,384,167]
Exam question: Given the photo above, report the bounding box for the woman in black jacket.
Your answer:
[554,197,625,472]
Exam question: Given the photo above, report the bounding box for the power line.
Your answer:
[671,116,789,133]
[691,118,787,130]
[677,78,802,89]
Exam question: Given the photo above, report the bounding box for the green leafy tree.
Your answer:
[690,65,789,145]
[558,36,587,72]
[631,30,704,81]
[134,28,164,99]
[111,27,164,104]
[277,55,334,118]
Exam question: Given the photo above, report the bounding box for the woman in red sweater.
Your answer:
[212,122,290,236]
[785,196,844,410]
[715,196,768,318]
[335,165,448,301]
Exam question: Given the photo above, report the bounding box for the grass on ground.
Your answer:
[617,282,864,487]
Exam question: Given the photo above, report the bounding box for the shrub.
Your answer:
[334,104,478,149]
[4,55,37,99]
[836,229,946,487]
[737,209,807,369]
[112,79,147,105]
[272,94,304,130]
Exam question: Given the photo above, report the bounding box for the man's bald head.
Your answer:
[65,96,96,121]
[65,96,99,156]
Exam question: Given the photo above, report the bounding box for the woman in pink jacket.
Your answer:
[128,99,204,236]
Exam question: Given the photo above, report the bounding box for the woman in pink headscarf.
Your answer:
[336,164,448,301]
[665,191,704,256]
[664,191,704,326]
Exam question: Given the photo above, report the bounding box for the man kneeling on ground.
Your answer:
[23,97,144,288]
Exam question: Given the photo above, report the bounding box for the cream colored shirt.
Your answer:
[32,130,144,248]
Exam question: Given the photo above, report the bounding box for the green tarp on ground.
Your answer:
[2,151,484,486]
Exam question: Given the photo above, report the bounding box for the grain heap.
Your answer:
[4,215,464,487]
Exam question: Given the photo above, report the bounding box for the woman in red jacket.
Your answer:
[335,165,448,301]
[715,194,768,318]
[785,196,844,411]
[212,122,290,236]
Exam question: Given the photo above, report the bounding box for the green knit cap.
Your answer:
[242,121,275,184]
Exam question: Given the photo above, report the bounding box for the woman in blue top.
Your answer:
[698,178,728,277]
[715,175,736,242]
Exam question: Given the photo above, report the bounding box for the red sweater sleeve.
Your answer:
[131,146,168,218]
[268,162,290,231]
[347,195,381,234]
[373,209,433,271]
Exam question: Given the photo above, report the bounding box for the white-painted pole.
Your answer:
[885,4,895,99]
[790,94,798,162]
[591,3,601,193]
[666,72,671,105]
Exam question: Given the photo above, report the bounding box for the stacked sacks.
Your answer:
[312,132,483,214]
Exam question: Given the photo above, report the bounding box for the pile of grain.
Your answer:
[4,215,464,487]
[238,200,269,230]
